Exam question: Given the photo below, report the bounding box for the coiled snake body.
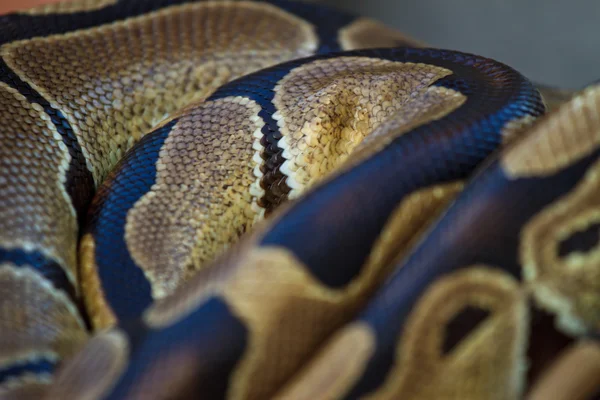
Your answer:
[0,0,598,399]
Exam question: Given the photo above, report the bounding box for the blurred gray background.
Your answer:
[322,0,599,88]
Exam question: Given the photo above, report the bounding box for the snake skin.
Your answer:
[0,0,598,399]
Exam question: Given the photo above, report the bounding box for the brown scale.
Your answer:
[269,57,456,199]
[0,266,88,392]
[123,97,266,301]
[1,1,318,184]
[367,267,529,400]
[0,82,77,282]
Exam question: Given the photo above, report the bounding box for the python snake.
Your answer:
[0,0,598,399]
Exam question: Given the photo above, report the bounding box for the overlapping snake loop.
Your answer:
[0,0,598,399]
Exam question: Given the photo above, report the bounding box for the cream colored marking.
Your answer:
[0,82,77,284]
[521,158,600,336]
[22,0,117,15]
[125,97,265,301]
[501,114,539,147]
[527,340,600,400]
[0,266,87,369]
[502,84,600,178]
[79,234,117,330]
[366,267,528,400]
[271,59,463,198]
[2,1,318,184]
[46,331,129,400]
[273,323,375,400]
[338,18,425,51]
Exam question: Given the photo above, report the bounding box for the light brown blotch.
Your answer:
[0,82,77,284]
[521,158,600,336]
[145,245,386,400]
[142,180,465,400]
[2,1,318,184]
[338,18,425,51]
[45,331,129,400]
[273,323,376,400]
[527,340,600,400]
[366,267,529,400]
[79,234,117,330]
[21,0,117,15]
[0,265,87,371]
[272,57,460,198]
[501,114,539,147]
[501,84,600,178]
[125,97,265,301]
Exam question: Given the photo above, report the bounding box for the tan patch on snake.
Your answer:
[21,0,117,15]
[0,265,87,370]
[145,245,385,399]
[272,57,458,198]
[521,158,600,336]
[338,18,425,50]
[79,234,117,330]
[2,1,317,184]
[501,114,539,146]
[502,84,600,178]
[143,179,465,399]
[125,97,265,301]
[527,340,600,400]
[0,82,77,283]
[273,323,376,400]
[46,331,129,400]
[367,267,528,400]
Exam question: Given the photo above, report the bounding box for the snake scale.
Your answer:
[0,0,598,399]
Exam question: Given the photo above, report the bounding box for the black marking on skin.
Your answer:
[270,0,356,53]
[0,247,77,302]
[243,47,544,289]
[343,148,600,398]
[207,4,357,213]
[442,306,490,354]
[0,357,55,386]
[526,307,573,386]
[106,297,247,400]
[0,60,94,224]
[86,121,176,322]
[208,63,295,213]
[558,222,600,257]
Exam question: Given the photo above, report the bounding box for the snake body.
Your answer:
[0,0,598,399]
